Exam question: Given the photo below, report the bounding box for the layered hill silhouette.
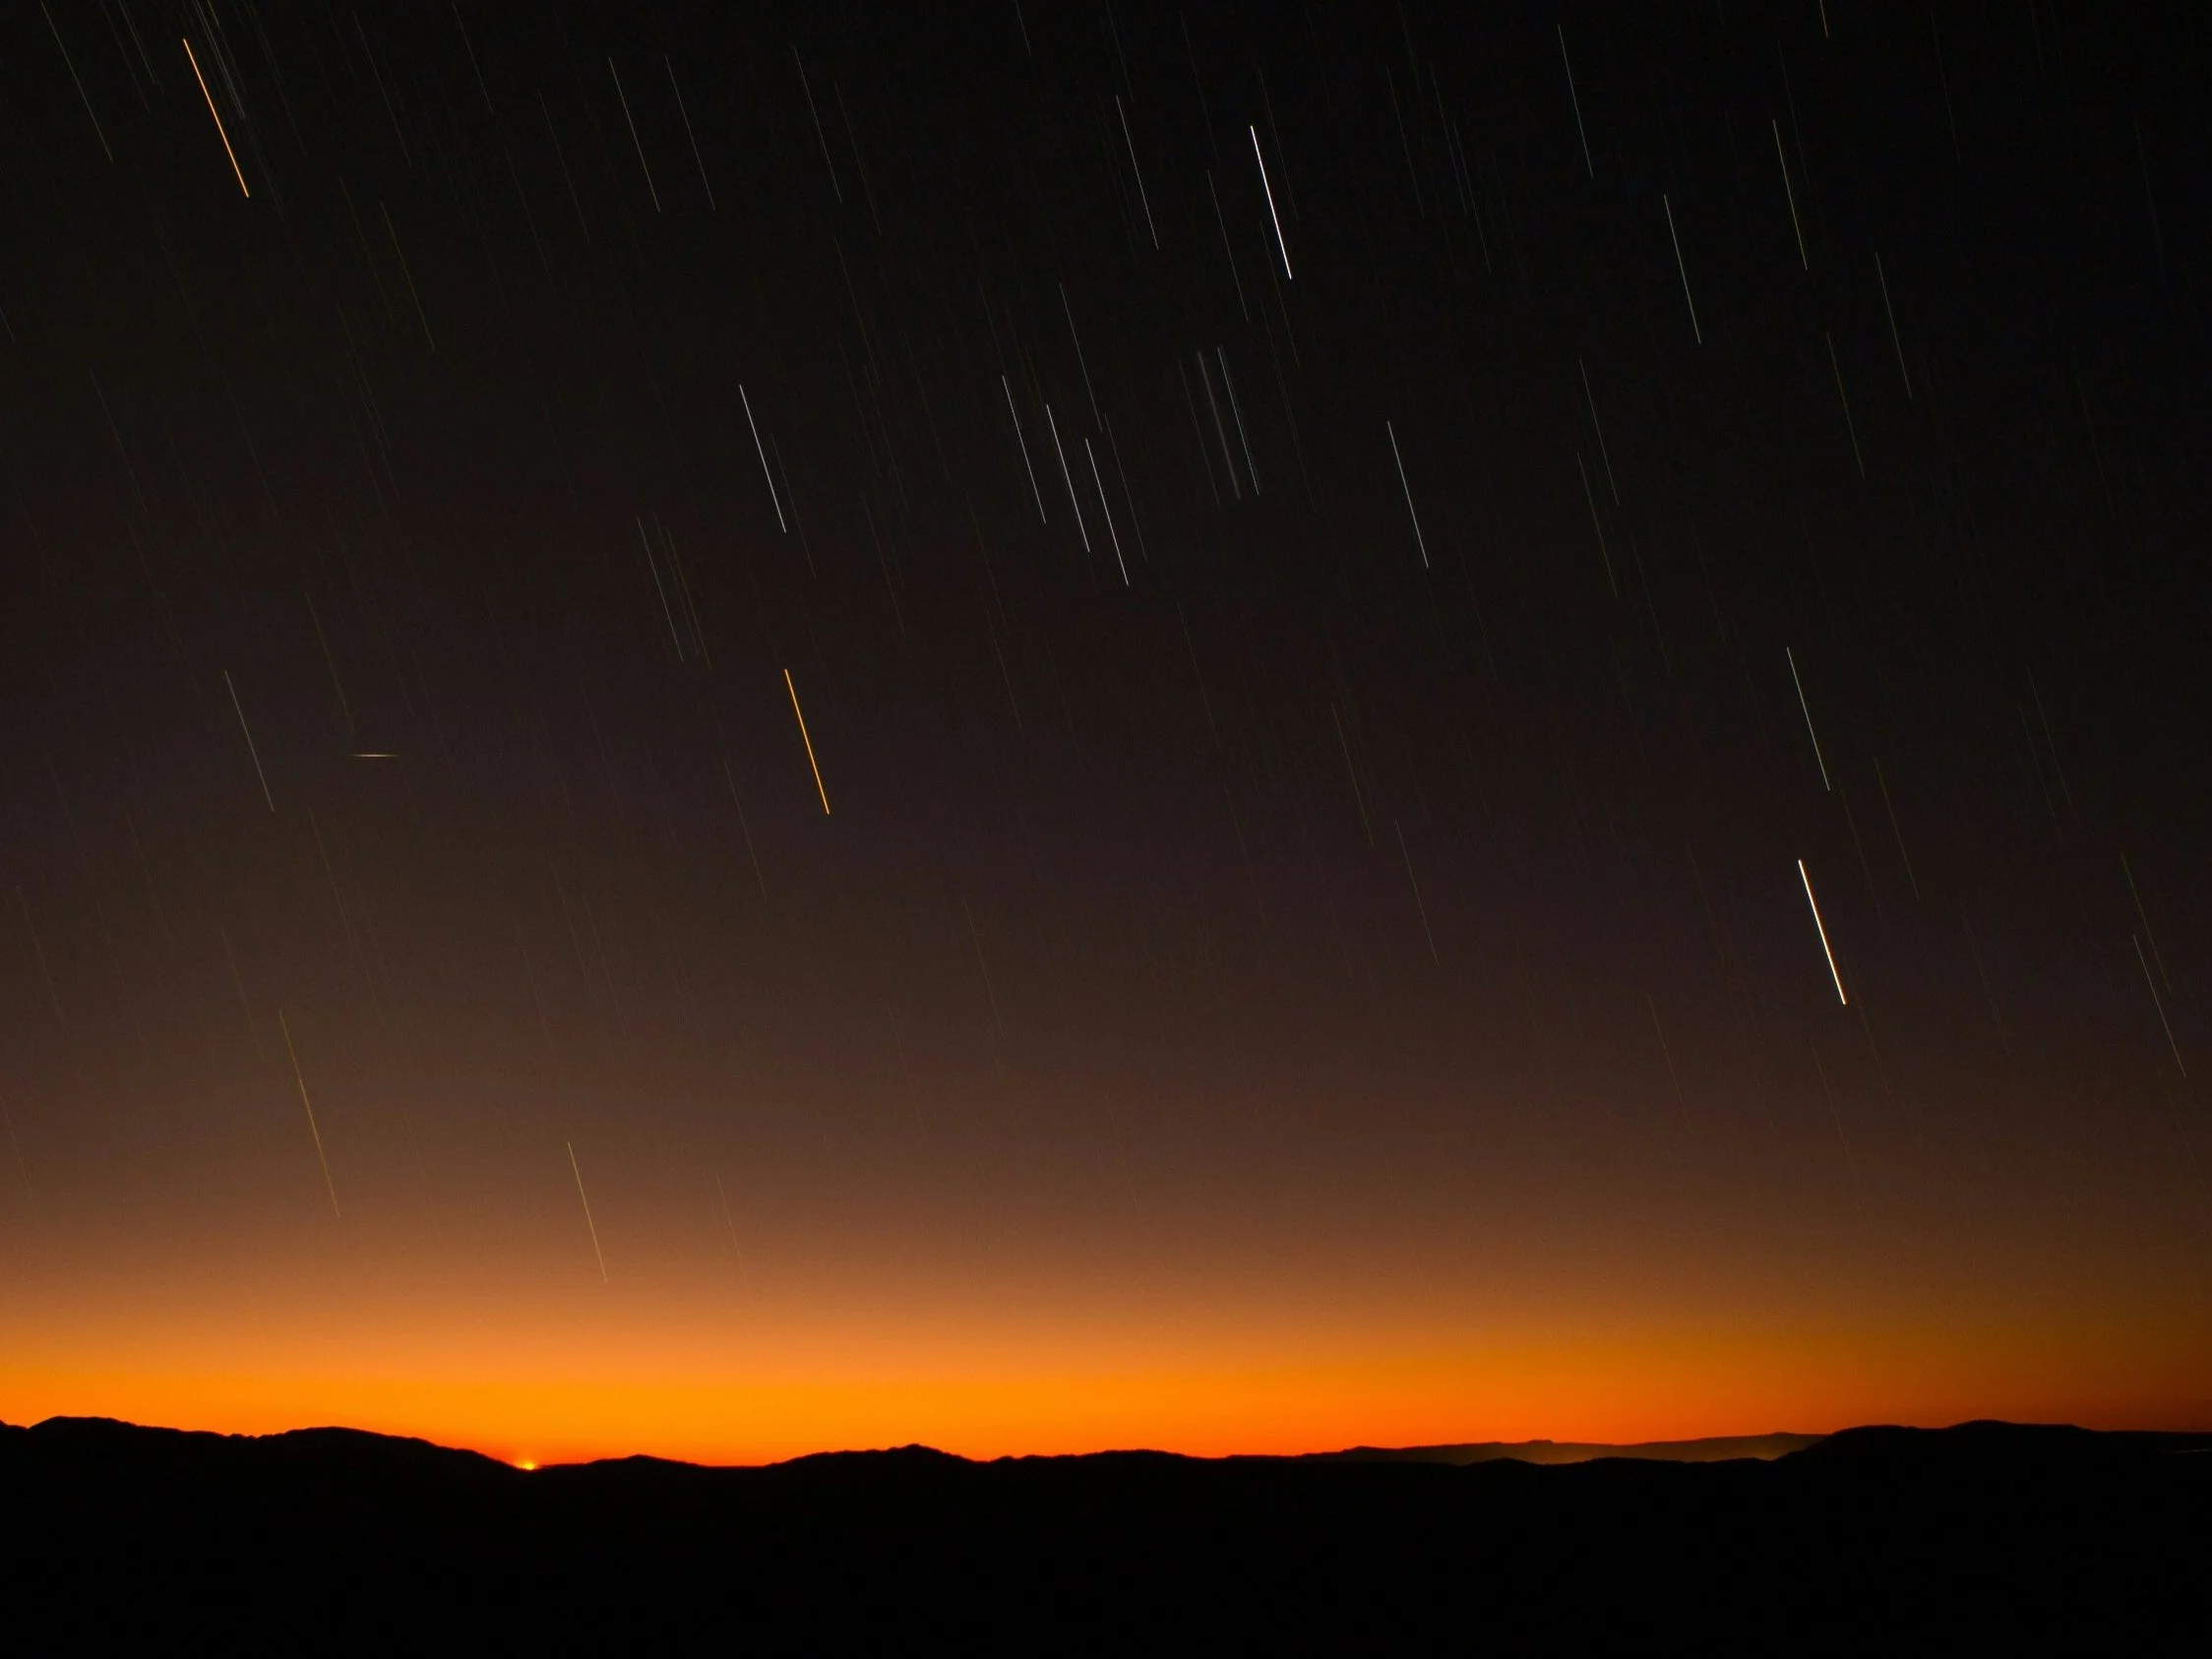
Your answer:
[1305,1430,1823,1462]
[3,1416,2206,1643]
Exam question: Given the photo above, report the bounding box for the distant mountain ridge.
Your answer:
[12,1413,2208,1470]
[1306,1430,1824,1463]
[2,1414,2206,1642]
[3,1414,1834,1468]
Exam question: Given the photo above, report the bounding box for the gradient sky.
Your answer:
[0,1,2208,1465]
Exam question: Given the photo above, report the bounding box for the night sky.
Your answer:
[1,1,2208,1464]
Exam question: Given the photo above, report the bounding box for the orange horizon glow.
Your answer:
[7,1303,2206,1468]
[7,1126,2209,1469]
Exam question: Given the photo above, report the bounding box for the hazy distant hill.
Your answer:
[2,1416,2206,1643]
[1307,1431,1823,1463]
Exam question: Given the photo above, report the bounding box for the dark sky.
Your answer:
[0,1,2207,1461]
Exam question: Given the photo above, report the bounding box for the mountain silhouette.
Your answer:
[1305,1430,1823,1463]
[2,1417,2205,1644]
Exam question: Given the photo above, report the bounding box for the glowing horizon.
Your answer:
[7,1199,2205,1465]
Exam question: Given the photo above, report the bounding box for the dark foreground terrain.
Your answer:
[3,1417,2207,1646]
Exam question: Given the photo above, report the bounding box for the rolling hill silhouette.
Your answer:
[2,1416,2206,1643]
